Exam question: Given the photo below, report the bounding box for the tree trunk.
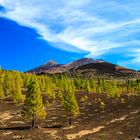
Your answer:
[31,119,35,128]
[69,116,72,126]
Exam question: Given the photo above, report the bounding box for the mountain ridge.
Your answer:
[28,58,137,76]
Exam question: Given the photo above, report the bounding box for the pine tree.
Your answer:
[44,86,55,103]
[136,83,140,94]
[3,71,15,97]
[61,79,79,126]
[22,76,46,128]
[0,72,4,99]
[24,74,32,89]
[44,76,56,103]
[0,82,4,99]
[12,74,24,103]
[86,80,92,93]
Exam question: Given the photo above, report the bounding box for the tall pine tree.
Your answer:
[22,76,46,128]
[12,73,24,102]
[61,79,79,126]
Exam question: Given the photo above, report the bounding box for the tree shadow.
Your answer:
[132,136,140,140]
[0,126,31,131]
[43,124,63,129]
[0,124,64,131]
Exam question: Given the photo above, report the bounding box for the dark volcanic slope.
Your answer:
[68,61,136,75]
[75,61,116,73]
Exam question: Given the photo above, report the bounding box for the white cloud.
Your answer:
[1,0,140,66]
[128,49,140,64]
[117,47,140,70]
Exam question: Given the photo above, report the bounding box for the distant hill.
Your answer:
[28,58,137,76]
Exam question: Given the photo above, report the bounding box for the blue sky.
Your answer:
[0,0,140,71]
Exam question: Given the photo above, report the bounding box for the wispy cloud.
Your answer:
[1,0,140,68]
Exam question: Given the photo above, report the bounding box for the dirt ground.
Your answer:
[0,93,140,140]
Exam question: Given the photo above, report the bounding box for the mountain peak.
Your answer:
[45,60,58,66]
[75,58,94,62]
[66,58,95,69]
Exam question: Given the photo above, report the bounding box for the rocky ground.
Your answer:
[0,93,140,140]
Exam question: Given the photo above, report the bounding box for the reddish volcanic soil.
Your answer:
[0,93,140,140]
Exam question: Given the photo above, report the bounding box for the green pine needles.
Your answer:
[22,76,46,127]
